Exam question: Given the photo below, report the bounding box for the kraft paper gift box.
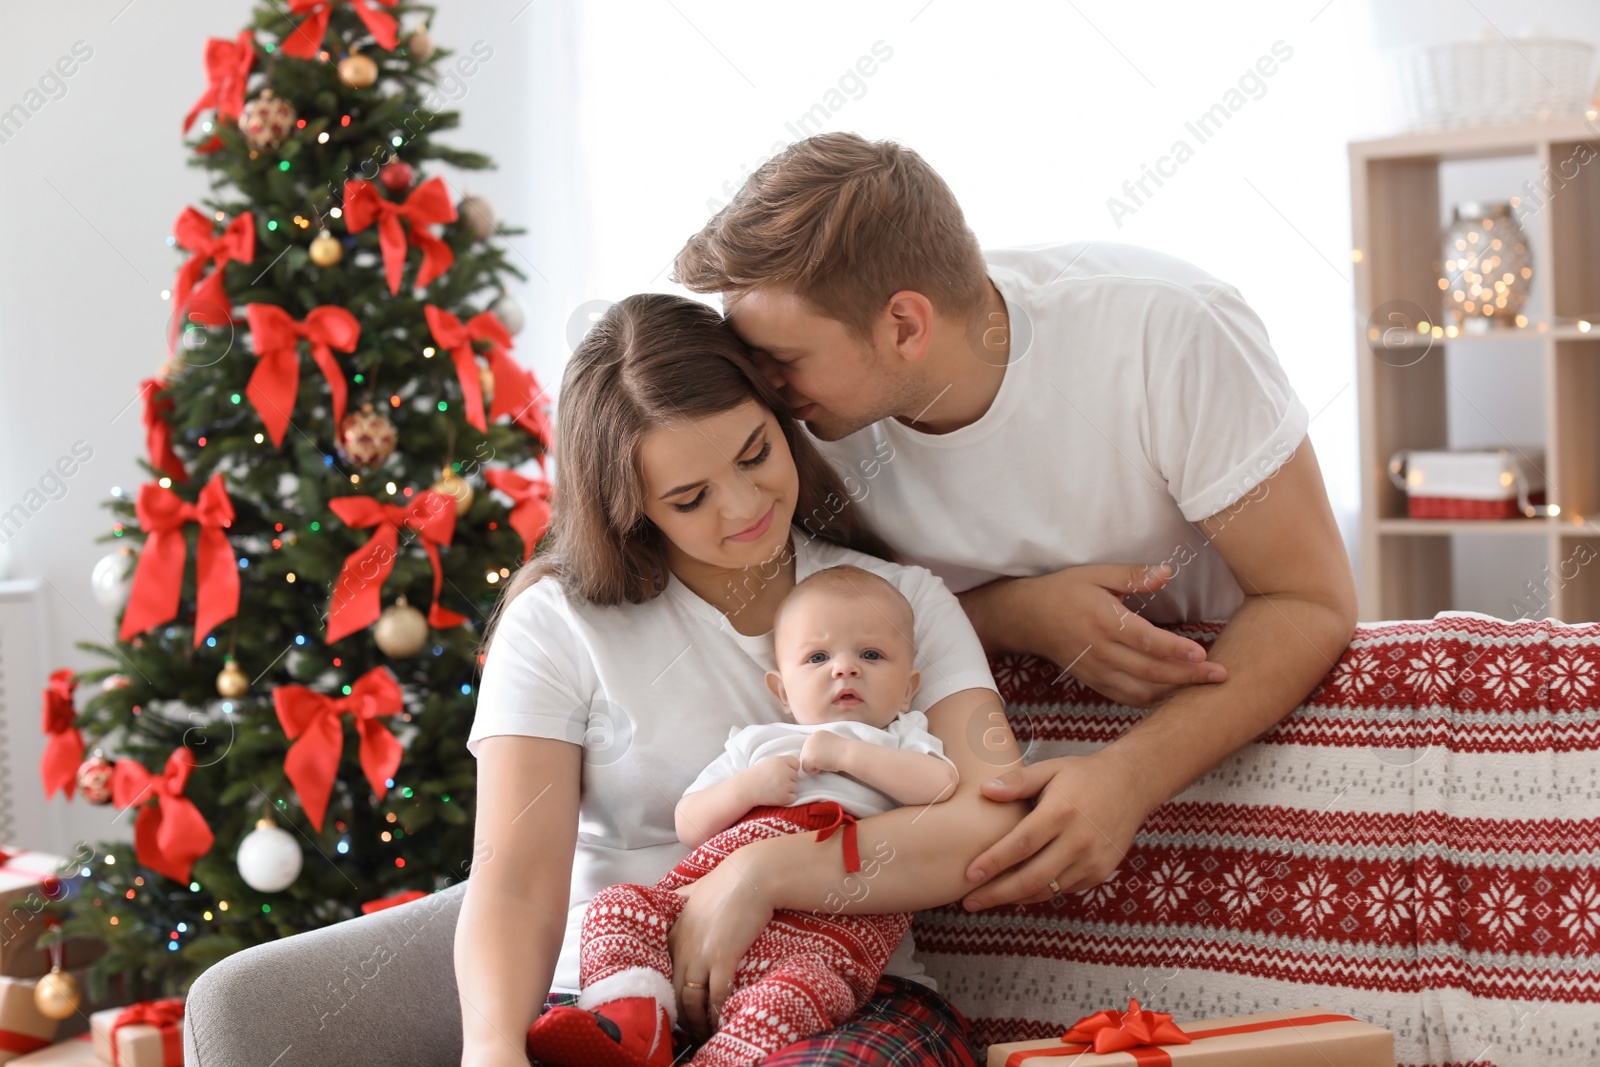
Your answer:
[986,1000,1394,1067]
[0,851,104,980]
[88,1001,184,1067]
[6,1034,94,1066]
[0,977,61,1064]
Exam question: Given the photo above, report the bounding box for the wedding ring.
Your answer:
[683,980,707,990]
[1047,878,1062,896]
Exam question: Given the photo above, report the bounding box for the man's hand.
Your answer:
[1020,563,1226,707]
[958,751,1151,908]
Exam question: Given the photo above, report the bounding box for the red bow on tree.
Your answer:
[484,468,552,562]
[1060,998,1192,1056]
[325,491,468,644]
[182,31,255,153]
[140,378,188,484]
[279,0,399,59]
[423,305,549,438]
[169,208,255,350]
[111,749,215,884]
[245,304,360,448]
[40,669,82,801]
[343,177,456,295]
[118,473,240,647]
[273,666,404,833]
[110,998,186,1067]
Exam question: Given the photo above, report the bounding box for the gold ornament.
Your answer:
[339,404,398,468]
[217,658,249,698]
[458,194,497,241]
[34,969,82,1020]
[339,51,379,90]
[431,468,474,514]
[241,90,298,152]
[310,232,343,267]
[374,597,429,657]
[478,364,495,403]
[406,25,436,61]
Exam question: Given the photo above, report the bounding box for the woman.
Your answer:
[456,293,1028,1067]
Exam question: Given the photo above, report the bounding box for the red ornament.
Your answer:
[77,755,115,806]
[379,160,414,194]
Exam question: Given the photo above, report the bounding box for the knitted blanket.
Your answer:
[914,613,1600,1067]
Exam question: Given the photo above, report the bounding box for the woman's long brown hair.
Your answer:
[480,293,893,652]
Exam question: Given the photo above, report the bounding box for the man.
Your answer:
[671,132,1357,910]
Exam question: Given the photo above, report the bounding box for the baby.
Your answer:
[526,564,960,1067]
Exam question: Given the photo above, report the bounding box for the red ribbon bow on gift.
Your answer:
[118,474,240,647]
[182,31,255,152]
[279,0,399,59]
[361,888,428,914]
[245,304,360,448]
[1061,998,1192,1056]
[344,177,456,296]
[169,208,255,349]
[484,468,553,563]
[274,667,403,833]
[109,997,186,1067]
[813,800,861,873]
[140,378,188,484]
[40,668,83,801]
[112,750,215,885]
[325,491,468,644]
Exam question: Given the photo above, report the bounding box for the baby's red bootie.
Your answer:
[526,995,674,1067]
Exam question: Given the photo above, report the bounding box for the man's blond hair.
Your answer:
[673,133,989,339]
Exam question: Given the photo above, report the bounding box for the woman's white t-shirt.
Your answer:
[682,709,959,818]
[467,532,998,995]
[808,240,1309,624]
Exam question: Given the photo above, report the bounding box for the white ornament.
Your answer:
[237,819,303,892]
[492,293,525,335]
[91,548,136,610]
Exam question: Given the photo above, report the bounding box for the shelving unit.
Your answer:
[1350,117,1600,622]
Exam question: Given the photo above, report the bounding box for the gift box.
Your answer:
[0,977,60,1064]
[987,1000,1393,1066]
[1387,447,1546,520]
[88,1000,183,1067]
[8,1034,94,1066]
[0,851,104,979]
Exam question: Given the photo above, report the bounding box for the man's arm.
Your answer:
[959,436,1358,907]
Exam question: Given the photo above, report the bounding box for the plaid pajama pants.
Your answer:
[548,800,978,1066]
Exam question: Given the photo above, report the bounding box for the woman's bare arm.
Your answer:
[455,735,581,1063]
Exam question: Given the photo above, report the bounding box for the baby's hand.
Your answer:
[746,755,801,807]
[799,731,846,776]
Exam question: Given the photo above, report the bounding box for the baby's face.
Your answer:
[767,587,920,729]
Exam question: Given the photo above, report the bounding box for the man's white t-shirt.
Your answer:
[467,533,997,995]
[809,240,1309,623]
[682,709,958,818]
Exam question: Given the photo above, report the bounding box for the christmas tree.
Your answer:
[37,0,553,1003]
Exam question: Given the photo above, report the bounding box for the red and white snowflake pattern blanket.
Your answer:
[912,613,1600,1067]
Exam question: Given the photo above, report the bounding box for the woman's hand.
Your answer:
[958,751,1152,908]
[668,856,776,1041]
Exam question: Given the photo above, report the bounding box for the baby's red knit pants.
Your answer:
[578,799,911,1067]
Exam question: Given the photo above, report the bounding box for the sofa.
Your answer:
[182,613,1600,1067]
